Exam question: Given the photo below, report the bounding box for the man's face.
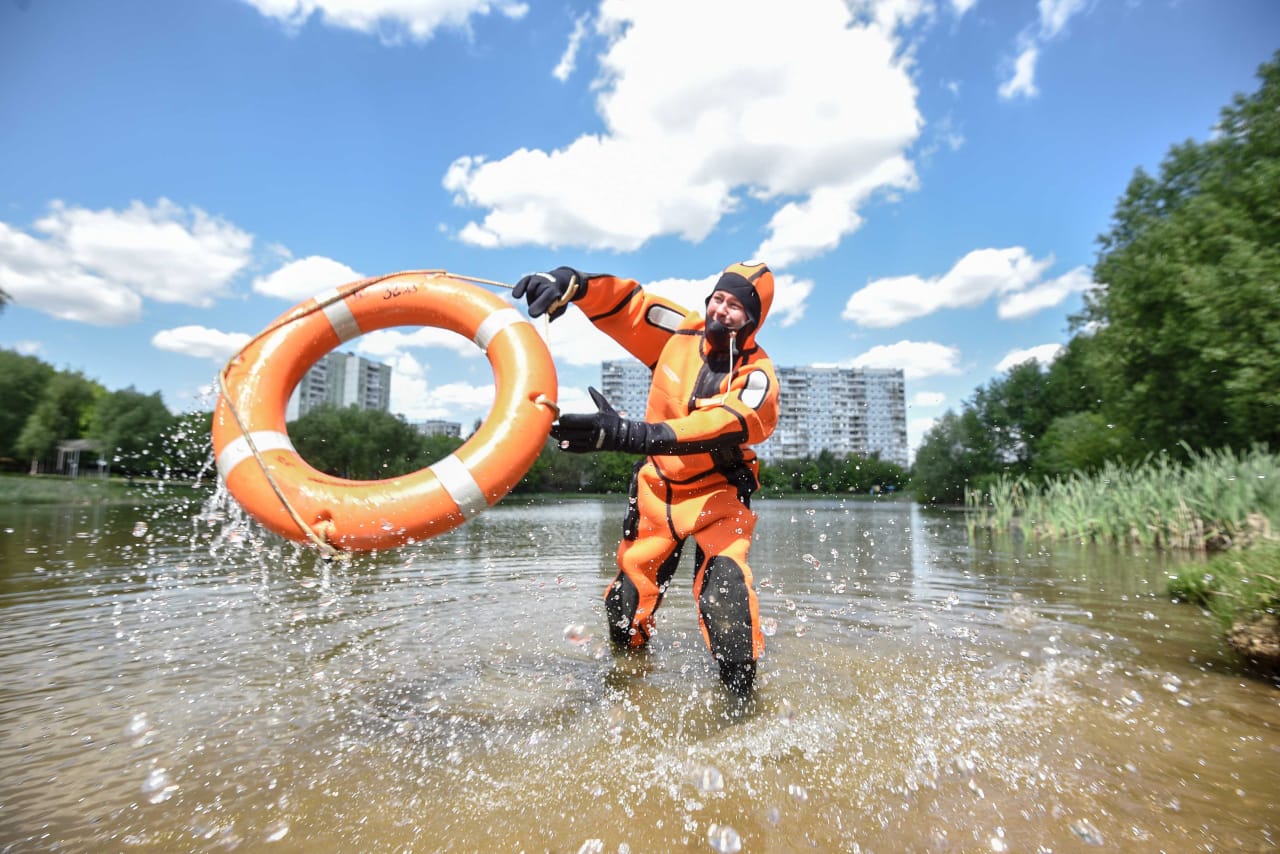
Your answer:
[707,290,748,330]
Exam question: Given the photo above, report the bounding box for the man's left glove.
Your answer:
[512,266,587,321]
[552,387,672,454]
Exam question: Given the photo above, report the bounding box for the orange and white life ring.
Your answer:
[212,270,558,552]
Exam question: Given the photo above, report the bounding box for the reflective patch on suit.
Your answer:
[646,304,685,332]
[740,369,770,409]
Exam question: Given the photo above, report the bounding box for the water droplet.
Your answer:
[605,706,626,735]
[1069,818,1104,845]
[707,824,742,854]
[693,765,725,794]
[563,624,592,646]
[794,624,807,637]
[760,617,778,637]
[263,819,289,842]
[131,521,148,537]
[777,699,795,725]
[141,768,177,804]
[125,713,149,737]
[787,783,808,803]
[577,840,604,854]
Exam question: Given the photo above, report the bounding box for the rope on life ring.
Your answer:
[211,270,559,553]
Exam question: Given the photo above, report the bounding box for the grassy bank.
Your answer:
[964,445,1280,674]
[965,444,1279,551]
[1169,543,1280,673]
[0,472,213,505]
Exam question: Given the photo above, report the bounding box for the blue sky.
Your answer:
[2,0,1277,457]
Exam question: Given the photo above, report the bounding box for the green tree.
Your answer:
[288,405,429,479]
[1084,51,1280,453]
[969,360,1059,472]
[16,370,104,469]
[910,410,996,505]
[1032,411,1135,480]
[0,350,55,462]
[163,410,216,479]
[90,387,178,476]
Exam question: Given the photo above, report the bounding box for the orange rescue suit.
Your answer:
[572,263,780,672]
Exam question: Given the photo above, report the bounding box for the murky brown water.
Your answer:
[1,491,1276,852]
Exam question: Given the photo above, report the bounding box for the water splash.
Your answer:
[707,823,742,853]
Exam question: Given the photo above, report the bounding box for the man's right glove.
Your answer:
[553,387,672,454]
[512,266,587,321]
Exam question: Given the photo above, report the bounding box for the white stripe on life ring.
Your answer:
[216,430,296,479]
[316,288,362,343]
[430,453,488,519]
[473,307,525,352]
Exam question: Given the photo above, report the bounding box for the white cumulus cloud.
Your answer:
[996,265,1092,319]
[240,0,529,44]
[253,256,364,301]
[152,325,253,362]
[998,0,1090,100]
[995,342,1063,372]
[445,0,922,269]
[821,339,962,381]
[998,45,1039,100]
[842,247,1088,328]
[0,200,253,326]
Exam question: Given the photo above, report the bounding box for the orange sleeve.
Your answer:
[574,275,693,369]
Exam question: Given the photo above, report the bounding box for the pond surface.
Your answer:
[0,491,1277,852]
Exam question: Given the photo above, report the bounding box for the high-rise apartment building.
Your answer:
[600,360,652,419]
[286,351,392,420]
[758,366,907,466]
[598,361,908,466]
[416,420,462,438]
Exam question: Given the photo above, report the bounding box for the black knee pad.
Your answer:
[698,555,755,665]
[604,573,641,647]
[717,660,756,696]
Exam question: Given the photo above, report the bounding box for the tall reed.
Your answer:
[966,444,1279,551]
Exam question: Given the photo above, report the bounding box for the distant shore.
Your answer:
[0,473,213,505]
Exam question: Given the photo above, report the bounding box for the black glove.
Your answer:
[512,266,587,321]
[552,387,670,454]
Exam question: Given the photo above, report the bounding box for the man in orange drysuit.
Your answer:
[512,262,780,695]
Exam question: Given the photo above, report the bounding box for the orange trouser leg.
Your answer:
[608,468,763,664]
[688,488,764,664]
[605,471,681,649]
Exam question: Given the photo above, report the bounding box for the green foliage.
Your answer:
[0,350,55,461]
[1169,542,1280,627]
[288,405,449,480]
[16,370,104,465]
[910,410,995,504]
[970,444,1280,552]
[162,410,216,478]
[90,387,179,476]
[1032,412,1135,480]
[761,451,907,498]
[1084,51,1280,453]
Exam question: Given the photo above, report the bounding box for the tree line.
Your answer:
[912,52,1280,504]
[0,353,906,496]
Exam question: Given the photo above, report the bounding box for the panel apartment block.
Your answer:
[286,351,392,420]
